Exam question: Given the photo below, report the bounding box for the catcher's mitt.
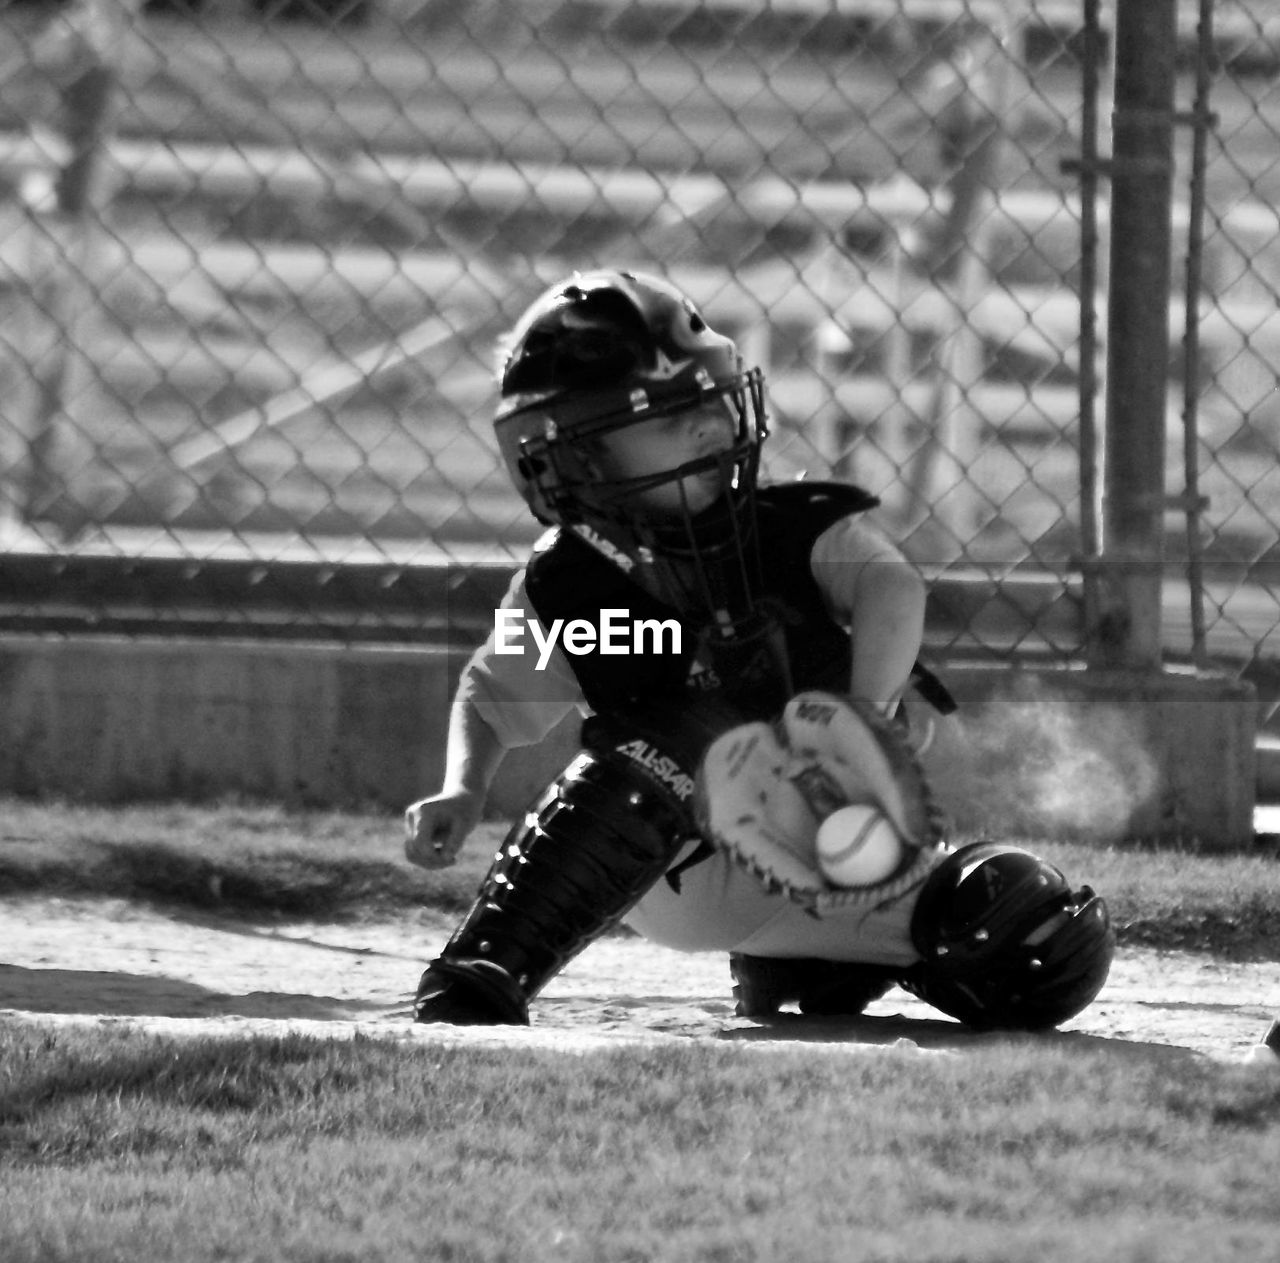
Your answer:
[693,690,948,916]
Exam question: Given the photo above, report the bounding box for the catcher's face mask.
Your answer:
[586,398,739,521]
[493,270,770,635]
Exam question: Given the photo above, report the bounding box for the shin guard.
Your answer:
[415,708,720,1025]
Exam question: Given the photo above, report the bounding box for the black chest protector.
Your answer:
[524,481,878,718]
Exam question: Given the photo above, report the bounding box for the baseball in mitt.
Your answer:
[693,690,948,916]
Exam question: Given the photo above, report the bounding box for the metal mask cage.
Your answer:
[511,366,765,522]
[508,368,777,646]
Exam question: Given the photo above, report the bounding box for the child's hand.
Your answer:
[404,791,483,869]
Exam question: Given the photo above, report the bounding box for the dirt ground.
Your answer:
[2,896,1278,1066]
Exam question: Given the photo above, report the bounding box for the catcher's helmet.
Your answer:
[905,841,1115,1030]
[493,269,767,550]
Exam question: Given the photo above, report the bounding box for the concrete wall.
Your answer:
[0,636,1259,848]
[0,638,459,807]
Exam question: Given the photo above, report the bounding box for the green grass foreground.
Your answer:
[1,799,1279,958]
[0,1026,1278,1263]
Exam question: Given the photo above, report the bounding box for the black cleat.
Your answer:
[413,959,530,1026]
[729,954,897,1018]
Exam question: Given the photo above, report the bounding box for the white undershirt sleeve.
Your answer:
[461,570,586,748]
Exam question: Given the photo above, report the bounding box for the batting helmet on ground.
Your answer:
[903,841,1115,1030]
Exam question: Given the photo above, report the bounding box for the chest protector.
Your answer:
[524,481,878,717]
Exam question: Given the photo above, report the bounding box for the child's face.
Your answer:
[590,400,737,519]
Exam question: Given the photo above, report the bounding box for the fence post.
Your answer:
[16,0,131,528]
[1090,0,1177,670]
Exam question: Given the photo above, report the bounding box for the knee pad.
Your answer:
[904,841,1115,1030]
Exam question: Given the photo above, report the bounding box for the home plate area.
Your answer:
[0,896,1276,1065]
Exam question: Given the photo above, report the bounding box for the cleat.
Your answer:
[413,959,529,1026]
[729,954,897,1018]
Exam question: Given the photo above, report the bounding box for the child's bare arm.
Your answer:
[848,558,926,713]
[404,679,509,869]
[810,515,927,714]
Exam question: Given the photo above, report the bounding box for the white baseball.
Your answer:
[815,804,901,886]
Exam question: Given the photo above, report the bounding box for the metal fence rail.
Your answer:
[1,0,1278,668]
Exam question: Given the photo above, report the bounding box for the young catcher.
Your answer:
[405,269,1114,1028]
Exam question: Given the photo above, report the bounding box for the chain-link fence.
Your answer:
[1,0,1278,668]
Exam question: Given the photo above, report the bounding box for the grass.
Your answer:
[0,799,477,920]
[0,1026,1278,1262]
[1,798,1279,958]
[3,799,1280,1259]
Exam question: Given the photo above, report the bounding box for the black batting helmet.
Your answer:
[904,841,1115,1030]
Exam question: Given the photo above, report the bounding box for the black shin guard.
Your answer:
[415,711,716,1025]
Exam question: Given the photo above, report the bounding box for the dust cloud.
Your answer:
[927,677,1160,841]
